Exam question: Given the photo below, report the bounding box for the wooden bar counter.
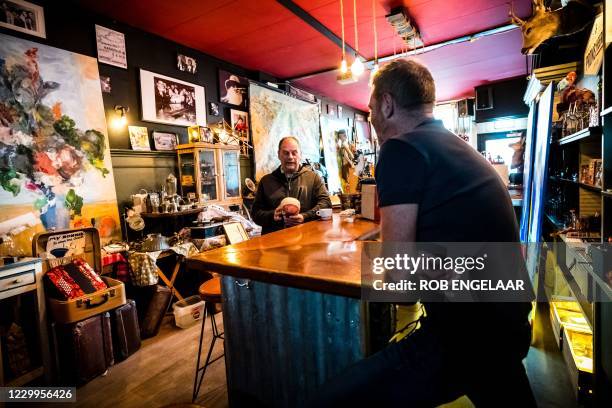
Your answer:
[188,215,388,407]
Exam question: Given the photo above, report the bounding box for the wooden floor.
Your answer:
[31,303,580,408]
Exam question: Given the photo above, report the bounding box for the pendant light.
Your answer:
[350,0,364,77]
[339,0,348,73]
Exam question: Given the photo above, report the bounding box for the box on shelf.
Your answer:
[173,295,205,329]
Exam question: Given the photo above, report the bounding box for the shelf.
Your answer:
[600,106,612,117]
[110,149,175,158]
[6,366,44,387]
[549,177,602,192]
[556,126,601,145]
[602,190,612,198]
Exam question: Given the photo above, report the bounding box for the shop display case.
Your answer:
[176,143,242,206]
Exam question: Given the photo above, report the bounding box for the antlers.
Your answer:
[509,2,525,26]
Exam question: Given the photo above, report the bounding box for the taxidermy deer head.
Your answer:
[510,0,595,54]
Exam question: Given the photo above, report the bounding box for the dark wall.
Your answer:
[0,0,365,209]
[475,77,529,123]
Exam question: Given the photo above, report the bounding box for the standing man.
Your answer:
[252,136,331,234]
[310,60,535,406]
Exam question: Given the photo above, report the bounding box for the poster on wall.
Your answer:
[219,70,248,109]
[140,69,206,127]
[95,24,127,69]
[0,0,45,38]
[0,33,122,253]
[525,83,554,281]
[249,83,320,180]
[319,117,344,194]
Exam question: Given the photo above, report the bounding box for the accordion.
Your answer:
[45,258,107,300]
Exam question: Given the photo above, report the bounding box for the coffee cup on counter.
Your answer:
[316,208,333,220]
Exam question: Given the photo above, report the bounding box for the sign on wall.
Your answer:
[584,12,604,75]
[95,24,127,69]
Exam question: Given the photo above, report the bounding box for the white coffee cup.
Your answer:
[316,208,333,220]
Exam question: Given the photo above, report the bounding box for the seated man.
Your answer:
[252,136,332,234]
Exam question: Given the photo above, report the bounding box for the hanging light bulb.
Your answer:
[351,58,364,77]
[340,58,348,74]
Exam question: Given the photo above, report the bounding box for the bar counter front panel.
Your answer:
[188,216,391,407]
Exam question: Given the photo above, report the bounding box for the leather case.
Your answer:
[52,312,114,385]
[140,285,171,339]
[111,299,141,361]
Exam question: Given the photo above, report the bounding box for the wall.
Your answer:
[0,0,365,209]
[475,77,529,123]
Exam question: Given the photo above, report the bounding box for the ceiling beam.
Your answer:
[276,0,366,60]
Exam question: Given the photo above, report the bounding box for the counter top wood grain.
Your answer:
[187,215,379,298]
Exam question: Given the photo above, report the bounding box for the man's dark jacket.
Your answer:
[252,165,332,234]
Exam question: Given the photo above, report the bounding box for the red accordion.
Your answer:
[46,258,107,300]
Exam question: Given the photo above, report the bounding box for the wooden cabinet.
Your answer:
[176,143,242,206]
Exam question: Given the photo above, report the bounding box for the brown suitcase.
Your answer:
[52,312,114,385]
[111,299,141,361]
[140,285,172,339]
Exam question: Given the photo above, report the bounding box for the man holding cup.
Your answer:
[252,136,332,234]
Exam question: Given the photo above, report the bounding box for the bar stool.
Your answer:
[192,277,224,403]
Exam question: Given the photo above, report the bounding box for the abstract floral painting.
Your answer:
[0,33,121,254]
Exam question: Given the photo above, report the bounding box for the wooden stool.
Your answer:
[192,277,224,403]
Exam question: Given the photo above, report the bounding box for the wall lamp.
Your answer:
[112,105,129,129]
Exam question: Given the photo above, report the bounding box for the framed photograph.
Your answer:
[230,109,248,132]
[219,70,248,109]
[100,76,111,94]
[95,25,127,69]
[140,69,206,127]
[128,126,150,151]
[177,53,197,74]
[199,127,214,143]
[152,131,178,151]
[327,104,336,117]
[223,222,249,244]
[337,105,343,118]
[209,102,219,116]
[0,0,45,38]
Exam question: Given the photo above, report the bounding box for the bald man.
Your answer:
[252,137,332,234]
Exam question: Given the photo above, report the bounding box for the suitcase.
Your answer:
[52,312,114,385]
[140,285,172,339]
[33,228,126,323]
[111,300,141,361]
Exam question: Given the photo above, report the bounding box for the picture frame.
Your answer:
[100,76,111,94]
[223,222,249,244]
[337,105,343,118]
[128,126,151,151]
[0,0,45,38]
[327,104,336,117]
[208,102,219,116]
[152,131,178,151]
[95,24,127,69]
[199,126,214,143]
[177,53,197,74]
[229,109,248,146]
[218,69,248,109]
[140,69,206,127]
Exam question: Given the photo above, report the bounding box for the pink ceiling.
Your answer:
[80,0,532,110]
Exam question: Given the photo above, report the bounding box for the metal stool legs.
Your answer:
[192,304,224,403]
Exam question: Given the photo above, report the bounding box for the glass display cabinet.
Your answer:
[176,143,242,206]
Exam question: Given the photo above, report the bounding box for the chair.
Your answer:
[192,277,224,403]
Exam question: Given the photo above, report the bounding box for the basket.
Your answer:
[173,295,205,329]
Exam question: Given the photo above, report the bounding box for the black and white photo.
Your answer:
[177,54,197,74]
[209,102,219,116]
[218,69,248,109]
[153,131,178,151]
[100,76,111,93]
[140,69,206,127]
[0,0,45,38]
